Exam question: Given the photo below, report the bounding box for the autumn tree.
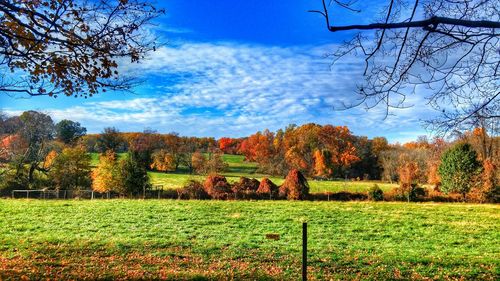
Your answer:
[55,119,86,144]
[283,124,359,177]
[371,137,389,156]
[191,151,207,174]
[96,127,126,152]
[240,130,274,163]
[10,111,55,188]
[205,150,228,174]
[92,150,120,193]
[313,149,332,178]
[150,149,177,172]
[218,137,242,154]
[311,0,499,132]
[427,138,448,190]
[0,115,22,134]
[380,147,402,183]
[283,124,321,173]
[397,154,422,202]
[240,124,360,177]
[0,0,163,97]
[78,134,99,152]
[318,125,360,171]
[49,146,91,190]
[176,137,202,173]
[348,136,382,180]
[128,130,165,168]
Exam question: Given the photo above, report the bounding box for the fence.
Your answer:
[10,185,168,199]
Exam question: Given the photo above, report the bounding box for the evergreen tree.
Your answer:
[438,143,482,196]
[119,153,151,197]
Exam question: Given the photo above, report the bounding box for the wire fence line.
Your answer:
[9,185,169,200]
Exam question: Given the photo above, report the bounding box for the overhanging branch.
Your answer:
[328,16,500,32]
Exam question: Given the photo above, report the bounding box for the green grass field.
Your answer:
[91,153,398,193]
[0,200,498,280]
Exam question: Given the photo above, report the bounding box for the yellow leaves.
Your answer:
[91,150,119,193]
[150,150,176,172]
[43,150,58,169]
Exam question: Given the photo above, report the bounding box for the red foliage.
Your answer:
[0,134,25,161]
[256,178,279,199]
[279,169,309,200]
[218,137,232,151]
[231,177,260,199]
[203,174,232,199]
[239,131,273,162]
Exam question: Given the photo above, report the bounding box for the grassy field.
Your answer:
[91,153,398,193]
[0,200,498,280]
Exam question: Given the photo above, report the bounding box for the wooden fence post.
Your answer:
[302,222,307,281]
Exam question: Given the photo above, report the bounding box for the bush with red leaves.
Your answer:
[279,169,309,200]
[256,178,279,199]
[203,174,232,199]
[177,180,210,200]
[232,177,260,199]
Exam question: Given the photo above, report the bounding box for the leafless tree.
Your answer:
[0,0,164,98]
[311,0,499,134]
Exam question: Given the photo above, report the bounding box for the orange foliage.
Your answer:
[313,149,332,177]
[427,160,441,190]
[240,124,360,177]
[240,131,273,162]
[398,160,419,187]
[218,137,241,154]
[43,150,58,170]
[468,158,498,203]
[91,151,120,193]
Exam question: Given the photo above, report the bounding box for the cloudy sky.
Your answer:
[0,0,438,142]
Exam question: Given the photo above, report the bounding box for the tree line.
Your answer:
[1,111,498,202]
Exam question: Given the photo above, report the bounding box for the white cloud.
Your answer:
[2,42,437,140]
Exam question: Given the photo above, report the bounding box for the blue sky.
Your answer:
[0,0,437,143]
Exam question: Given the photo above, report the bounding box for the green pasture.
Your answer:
[0,200,498,280]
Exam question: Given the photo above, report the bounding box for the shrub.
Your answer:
[232,177,260,199]
[256,178,279,199]
[177,180,210,199]
[384,187,405,201]
[310,192,367,201]
[161,188,178,199]
[203,174,232,199]
[385,186,427,202]
[438,143,482,197]
[279,169,309,200]
[368,184,384,201]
